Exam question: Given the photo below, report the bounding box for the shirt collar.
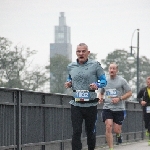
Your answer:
[76,58,88,64]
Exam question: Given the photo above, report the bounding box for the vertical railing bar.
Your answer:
[61,95,64,150]
[16,90,22,150]
[2,105,4,146]
[134,104,137,141]
[13,91,16,150]
[42,94,45,150]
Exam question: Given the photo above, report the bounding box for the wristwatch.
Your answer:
[119,96,122,101]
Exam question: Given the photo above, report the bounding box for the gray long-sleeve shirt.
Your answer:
[67,59,106,107]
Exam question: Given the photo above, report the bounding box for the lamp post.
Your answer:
[128,29,140,98]
[128,29,141,140]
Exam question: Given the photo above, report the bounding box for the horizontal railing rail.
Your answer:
[0,88,144,150]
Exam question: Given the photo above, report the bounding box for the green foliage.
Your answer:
[89,53,97,60]
[0,37,48,91]
[101,50,131,81]
[101,49,150,89]
[46,54,71,94]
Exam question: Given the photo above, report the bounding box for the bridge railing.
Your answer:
[0,88,144,150]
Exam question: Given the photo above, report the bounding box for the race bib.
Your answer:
[105,89,117,98]
[74,90,90,101]
[105,89,117,103]
[146,106,150,113]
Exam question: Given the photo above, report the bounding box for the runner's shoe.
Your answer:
[116,134,122,145]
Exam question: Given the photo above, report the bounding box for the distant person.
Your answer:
[64,43,107,150]
[137,76,150,146]
[99,62,132,150]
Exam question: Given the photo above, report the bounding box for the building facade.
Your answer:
[50,12,72,93]
[50,12,72,61]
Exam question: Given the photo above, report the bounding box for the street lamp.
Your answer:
[127,29,141,140]
[127,29,140,98]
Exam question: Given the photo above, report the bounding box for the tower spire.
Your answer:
[59,12,66,26]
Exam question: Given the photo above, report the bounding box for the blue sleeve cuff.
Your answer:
[95,74,107,88]
[66,74,72,82]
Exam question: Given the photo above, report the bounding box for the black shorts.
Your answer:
[101,109,125,125]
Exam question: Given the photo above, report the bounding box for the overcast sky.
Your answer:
[0,0,150,66]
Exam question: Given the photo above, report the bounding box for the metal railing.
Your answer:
[0,88,144,150]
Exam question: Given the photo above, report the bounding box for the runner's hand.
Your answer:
[89,83,98,90]
[64,81,72,88]
[111,97,120,104]
[141,100,147,106]
[98,97,104,104]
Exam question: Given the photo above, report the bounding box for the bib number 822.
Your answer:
[75,90,90,99]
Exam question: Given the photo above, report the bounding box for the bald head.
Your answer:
[109,63,118,70]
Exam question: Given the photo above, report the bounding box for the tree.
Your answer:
[89,53,97,60]
[101,50,131,81]
[101,49,150,94]
[20,66,49,91]
[0,37,48,91]
[46,54,71,94]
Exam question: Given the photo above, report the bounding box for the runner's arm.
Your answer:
[94,74,107,88]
